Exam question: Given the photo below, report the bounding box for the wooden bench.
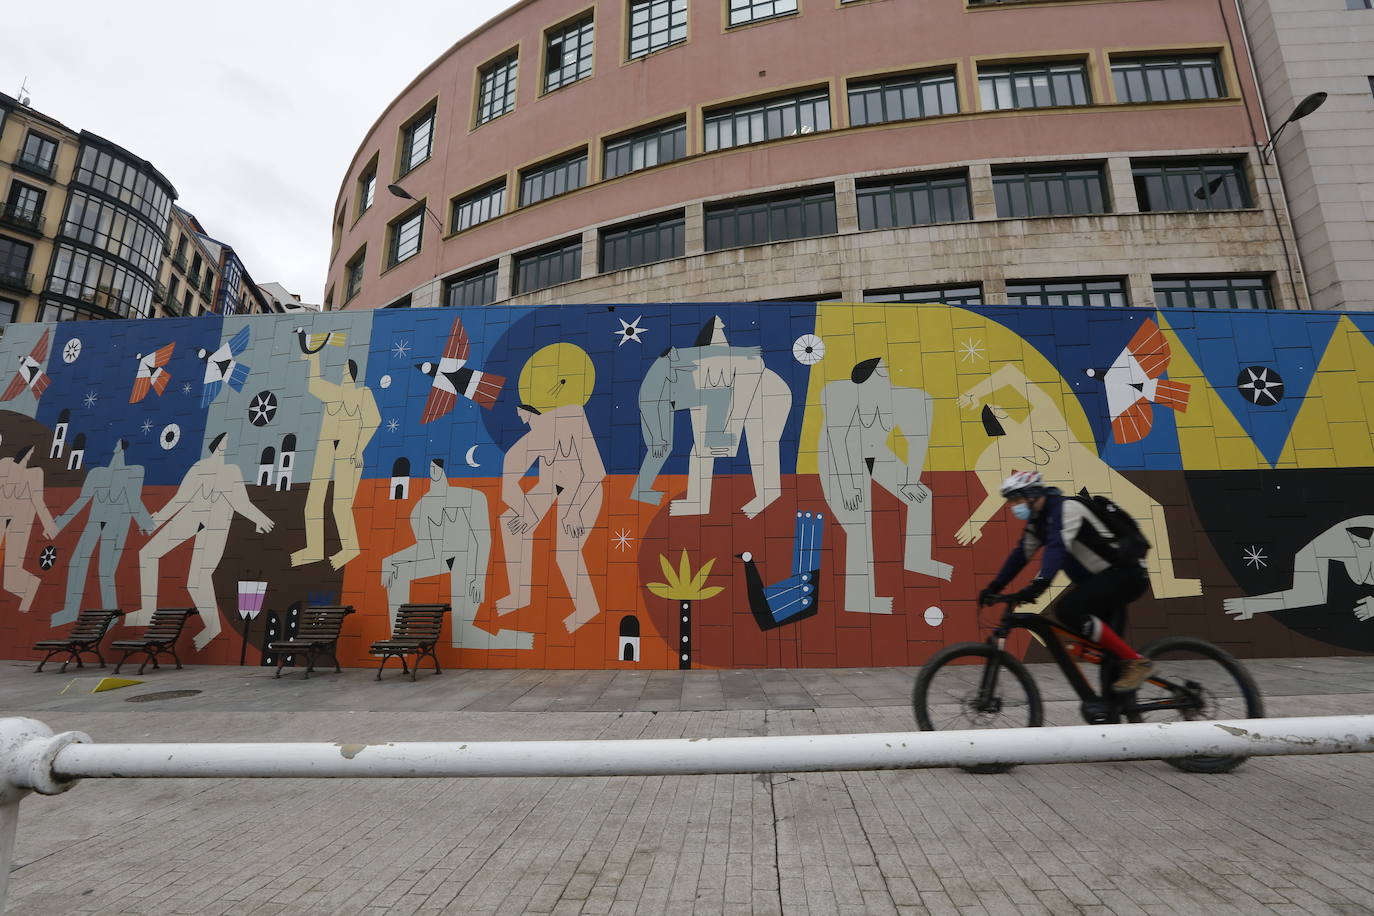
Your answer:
[266,605,355,679]
[32,608,125,673]
[369,604,449,681]
[112,608,196,675]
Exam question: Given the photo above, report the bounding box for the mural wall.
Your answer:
[1,302,1371,670]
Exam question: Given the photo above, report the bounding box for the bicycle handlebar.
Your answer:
[981,593,1024,607]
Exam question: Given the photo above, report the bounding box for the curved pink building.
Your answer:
[327,0,1306,312]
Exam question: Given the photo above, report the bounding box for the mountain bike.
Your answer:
[911,595,1264,775]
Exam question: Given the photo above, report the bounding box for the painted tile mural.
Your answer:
[1,302,1372,670]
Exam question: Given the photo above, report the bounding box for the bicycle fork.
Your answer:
[974,635,1009,714]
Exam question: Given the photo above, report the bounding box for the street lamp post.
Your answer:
[387,183,446,307]
[1261,91,1327,162]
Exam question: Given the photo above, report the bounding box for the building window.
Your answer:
[1133,159,1250,212]
[400,108,435,174]
[728,0,797,27]
[184,290,195,315]
[979,62,1091,111]
[993,165,1108,218]
[477,53,519,125]
[2,182,45,233]
[17,132,58,177]
[46,243,154,318]
[39,299,101,322]
[445,263,500,306]
[388,207,424,266]
[0,237,34,292]
[704,90,831,152]
[169,275,180,303]
[0,297,17,323]
[358,163,377,216]
[345,248,365,302]
[514,238,582,294]
[60,191,164,278]
[1153,275,1274,309]
[705,188,837,251]
[601,211,685,272]
[604,119,687,179]
[849,71,959,126]
[1007,278,1129,308]
[1112,56,1225,103]
[628,0,687,59]
[545,15,594,92]
[451,181,506,232]
[865,285,983,306]
[73,146,172,226]
[520,150,588,206]
[857,173,971,230]
[1350,0,1373,8]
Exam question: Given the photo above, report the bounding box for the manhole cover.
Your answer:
[125,689,203,703]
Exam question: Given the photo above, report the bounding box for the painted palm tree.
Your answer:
[647,552,723,670]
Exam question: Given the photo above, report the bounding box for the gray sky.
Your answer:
[5,0,514,304]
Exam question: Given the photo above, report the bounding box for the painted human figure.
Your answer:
[291,354,380,570]
[820,358,951,614]
[52,439,152,626]
[1225,516,1374,621]
[0,444,55,613]
[383,458,532,650]
[133,432,275,649]
[497,403,605,633]
[956,364,1201,599]
[631,317,789,518]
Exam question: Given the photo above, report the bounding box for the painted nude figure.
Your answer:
[1225,516,1374,622]
[496,403,605,633]
[133,432,275,649]
[383,458,532,650]
[956,364,1201,599]
[820,358,952,615]
[52,439,152,626]
[0,444,55,613]
[291,354,380,570]
[630,317,790,518]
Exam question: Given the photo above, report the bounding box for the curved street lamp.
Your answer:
[1262,91,1327,162]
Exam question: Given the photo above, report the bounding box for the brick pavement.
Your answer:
[3,656,1374,915]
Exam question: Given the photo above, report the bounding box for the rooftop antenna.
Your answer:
[16,77,31,107]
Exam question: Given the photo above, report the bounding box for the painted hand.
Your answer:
[255,518,275,535]
[955,521,983,546]
[563,519,586,539]
[469,577,484,605]
[650,441,670,459]
[1355,596,1374,622]
[1222,597,1254,621]
[899,482,930,504]
[842,485,864,512]
[41,523,55,540]
[956,393,979,411]
[506,514,531,535]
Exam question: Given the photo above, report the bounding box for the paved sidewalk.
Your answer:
[3,656,1374,915]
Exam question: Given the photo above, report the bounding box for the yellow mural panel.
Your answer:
[1276,317,1374,468]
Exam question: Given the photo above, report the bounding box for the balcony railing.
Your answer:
[0,204,44,236]
[0,268,34,294]
[12,151,56,180]
[201,276,214,297]
[153,282,168,303]
[171,253,188,273]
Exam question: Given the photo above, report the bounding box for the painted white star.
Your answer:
[614,316,648,347]
[392,339,411,359]
[83,391,97,408]
[959,338,985,363]
[140,419,153,435]
[1242,546,1268,570]
[386,418,400,433]
[612,528,634,552]
[181,382,193,395]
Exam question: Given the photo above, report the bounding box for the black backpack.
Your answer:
[1074,489,1151,565]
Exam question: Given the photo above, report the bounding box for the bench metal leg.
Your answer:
[374,655,389,680]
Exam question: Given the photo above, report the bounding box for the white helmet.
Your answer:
[999,469,1045,499]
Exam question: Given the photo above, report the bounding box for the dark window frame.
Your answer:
[387,205,425,267]
[476,51,520,125]
[978,61,1091,111]
[993,164,1109,218]
[856,171,972,230]
[848,69,960,126]
[519,149,589,206]
[544,14,595,93]
[444,262,501,307]
[1153,274,1275,309]
[450,180,507,233]
[599,211,686,272]
[727,0,799,28]
[864,284,984,306]
[16,131,59,178]
[344,247,366,302]
[1007,277,1130,308]
[603,118,688,179]
[1132,158,1251,212]
[628,0,687,60]
[704,187,838,251]
[399,106,436,176]
[703,88,832,152]
[1112,55,1226,104]
[513,237,582,294]
[357,160,378,217]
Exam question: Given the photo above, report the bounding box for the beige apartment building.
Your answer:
[1239,0,1374,311]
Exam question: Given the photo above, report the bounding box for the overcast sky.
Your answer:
[5,0,515,304]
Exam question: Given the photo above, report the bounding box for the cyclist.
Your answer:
[980,470,1154,692]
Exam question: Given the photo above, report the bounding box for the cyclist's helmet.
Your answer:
[999,469,1045,500]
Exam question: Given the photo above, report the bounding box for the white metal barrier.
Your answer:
[3,714,1374,912]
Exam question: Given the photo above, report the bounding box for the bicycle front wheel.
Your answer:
[1129,636,1264,774]
[912,643,1044,774]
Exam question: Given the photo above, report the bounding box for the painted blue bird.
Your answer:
[197,326,252,408]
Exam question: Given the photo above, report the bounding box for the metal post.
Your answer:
[0,800,18,916]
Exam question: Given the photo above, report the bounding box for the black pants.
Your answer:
[1051,566,1149,638]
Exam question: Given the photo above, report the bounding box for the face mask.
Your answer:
[1011,503,1032,521]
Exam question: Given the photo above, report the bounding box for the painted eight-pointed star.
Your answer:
[1242,545,1268,570]
[1237,366,1285,405]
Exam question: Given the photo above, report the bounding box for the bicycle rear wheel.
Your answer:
[1129,636,1264,774]
[912,643,1044,774]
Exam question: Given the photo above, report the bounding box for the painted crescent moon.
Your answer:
[465,445,480,468]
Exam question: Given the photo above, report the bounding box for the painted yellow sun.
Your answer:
[518,342,596,410]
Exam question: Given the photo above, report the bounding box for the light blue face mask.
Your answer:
[1011,503,1032,521]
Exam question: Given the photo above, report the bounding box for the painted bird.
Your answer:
[130,342,176,403]
[0,329,51,402]
[737,511,825,631]
[1085,318,1191,445]
[416,315,505,424]
[197,326,252,408]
